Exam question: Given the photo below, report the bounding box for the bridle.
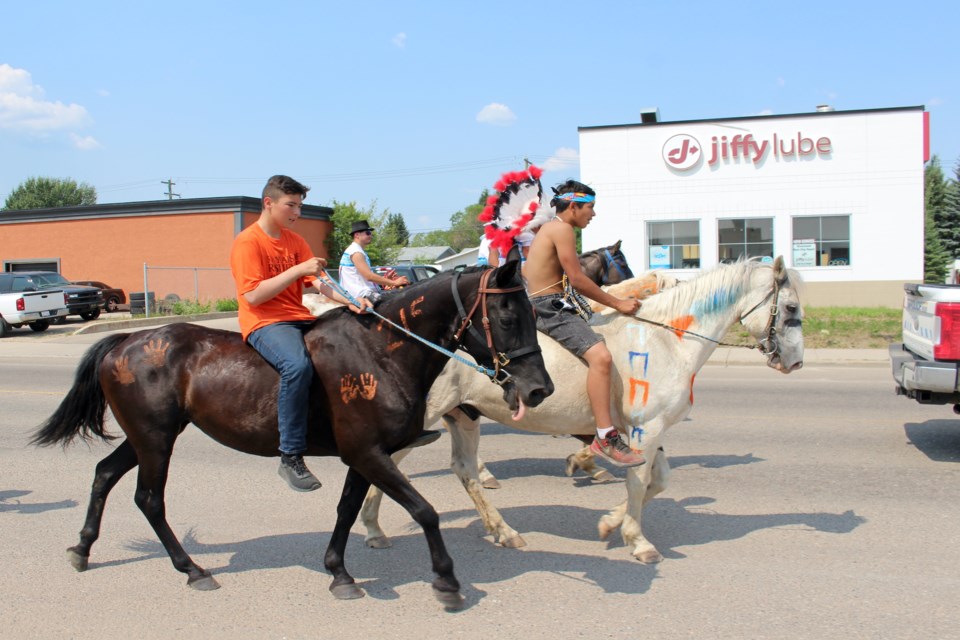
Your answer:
[739,273,784,357]
[451,269,541,386]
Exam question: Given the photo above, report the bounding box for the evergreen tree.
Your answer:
[944,156,960,259]
[924,157,952,283]
[3,176,97,210]
[327,201,401,267]
[383,212,410,247]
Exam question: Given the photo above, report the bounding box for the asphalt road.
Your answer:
[1,328,959,639]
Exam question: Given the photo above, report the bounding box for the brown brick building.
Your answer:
[0,197,333,304]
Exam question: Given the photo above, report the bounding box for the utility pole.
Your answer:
[523,157,531,169]
[161,179,180,200]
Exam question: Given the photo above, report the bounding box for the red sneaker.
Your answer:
[590,431,646,467]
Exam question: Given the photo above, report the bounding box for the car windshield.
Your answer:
[32,273,71,288]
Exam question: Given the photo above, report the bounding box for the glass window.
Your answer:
[718,218,774,264]
[791,215,850,266]
[648,220,700,269]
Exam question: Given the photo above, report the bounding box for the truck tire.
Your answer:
[0,318,9,338]
[29,320,50,332]
[80,308,101,321]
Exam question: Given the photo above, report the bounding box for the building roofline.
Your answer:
[0,196,333,224]
[578,105,926,133]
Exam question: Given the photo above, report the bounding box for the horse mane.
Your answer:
[598,259,802,323]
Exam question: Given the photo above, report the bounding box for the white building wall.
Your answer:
[579,107,926,286]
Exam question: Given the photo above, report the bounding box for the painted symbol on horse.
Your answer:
[32,261,553,609]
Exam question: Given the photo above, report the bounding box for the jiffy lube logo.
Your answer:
[662,134,702,170]
[663,130,833,172]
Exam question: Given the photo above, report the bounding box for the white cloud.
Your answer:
[756,109,774,116]
[97,89,111,97]
[0,63,93,133]
[927,97,943,107]
[70,133,101,150]
[392,32,407,48]
[476,103,516,126]
[541,147,579,172]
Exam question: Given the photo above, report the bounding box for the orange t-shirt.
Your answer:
[230,223,318,340]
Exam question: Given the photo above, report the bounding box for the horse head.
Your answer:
[739,256,804,373]
[582,240,635,286]
[452,260,554,420]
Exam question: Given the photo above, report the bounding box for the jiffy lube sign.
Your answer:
[662,130,832,171]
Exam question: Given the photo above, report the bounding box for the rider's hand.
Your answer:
[614,297,640,315]
[299,257,327,278]
[348,296,374,314]
[393,276,410,286]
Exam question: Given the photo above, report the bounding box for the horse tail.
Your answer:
[31,333,130,447]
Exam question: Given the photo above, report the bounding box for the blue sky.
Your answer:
[2,1,958,234]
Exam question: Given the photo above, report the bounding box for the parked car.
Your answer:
[373,265,440,288]
[72,280,126,312]
[0,273,69,337]
[7,272,102,321]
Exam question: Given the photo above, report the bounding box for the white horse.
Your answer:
[355,257,804,563]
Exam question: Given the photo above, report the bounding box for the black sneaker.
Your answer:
[278,454,322,492]
[589,431,646,468]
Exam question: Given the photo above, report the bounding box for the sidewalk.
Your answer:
[0,311,888,366]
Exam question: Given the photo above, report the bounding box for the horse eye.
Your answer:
[497,317,515,330]
[785,303,799,315]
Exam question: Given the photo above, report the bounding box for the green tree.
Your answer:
[3,176,97,210]
[383,212,410,247]
[944,156,960,259]
[410,190,488,251]
[924,157,952,282]
[327,200,402,267]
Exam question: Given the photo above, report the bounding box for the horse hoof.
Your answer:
[365,535,392,549]
[330,583,365,600]
[481,477,501,490]
[188,573,221,591]
[433,587,465,610]
[564,454,578,477]
[633,549,663,564]
[500,535,527,549]
[66,548,88,572]
[591,469,615,483]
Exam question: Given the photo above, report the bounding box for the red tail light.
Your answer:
[16,297,25,311]
[64,293,69,306]
[934,302,960,360]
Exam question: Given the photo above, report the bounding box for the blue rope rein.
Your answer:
[318,269,498,379]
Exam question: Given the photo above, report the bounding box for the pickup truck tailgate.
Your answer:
[901,283,960,361]
[20,290,65,316]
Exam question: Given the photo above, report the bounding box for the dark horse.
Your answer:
[578,240,634,286]
[32,261,553,608]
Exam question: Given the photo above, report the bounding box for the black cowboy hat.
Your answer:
[351,220,375,235]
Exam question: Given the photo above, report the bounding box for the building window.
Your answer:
[718,218,774,264]
[648,220,700,269]
[791,215,850,267]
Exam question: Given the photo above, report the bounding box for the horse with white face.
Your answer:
[359,257,804,563]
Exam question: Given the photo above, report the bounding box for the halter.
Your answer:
[451,269,542,386]
[601,248,632,284]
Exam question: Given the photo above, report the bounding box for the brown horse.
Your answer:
[576,240,634,286]
[32,261,553,608]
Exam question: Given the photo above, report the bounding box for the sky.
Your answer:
[2,1,958,235]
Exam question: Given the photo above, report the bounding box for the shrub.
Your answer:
[215,298,239,312]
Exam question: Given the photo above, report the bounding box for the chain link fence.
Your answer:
[137,264,235,316]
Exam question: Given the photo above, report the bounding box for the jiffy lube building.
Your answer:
[579,105,928,307]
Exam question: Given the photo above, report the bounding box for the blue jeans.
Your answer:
[247,321,315,455]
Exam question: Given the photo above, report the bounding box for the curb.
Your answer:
[72,311,238,335]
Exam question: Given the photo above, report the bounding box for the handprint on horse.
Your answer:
[32,260,552,608]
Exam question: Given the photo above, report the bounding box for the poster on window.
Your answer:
[649,245,671,269]
[792,239,816,267]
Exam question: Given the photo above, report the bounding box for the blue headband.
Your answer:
[554,192,595,203]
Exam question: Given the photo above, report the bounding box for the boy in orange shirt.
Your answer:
[230,175,371,491]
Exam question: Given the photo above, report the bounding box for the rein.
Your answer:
[320,268,531,385]
[630,276,783,355]
[601,248,631,283]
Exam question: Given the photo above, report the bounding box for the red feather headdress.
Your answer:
[478,165,555,257]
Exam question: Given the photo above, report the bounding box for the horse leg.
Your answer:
[446,412,524,548]
[133,443,219,590]
[328,464,463,609]
[360,447,412,549]
[597,447,669,563]
[476,454,501,490]
[565,445,615,483]
[67,439,139,571]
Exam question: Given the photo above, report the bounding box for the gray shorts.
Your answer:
[531,293,604,358]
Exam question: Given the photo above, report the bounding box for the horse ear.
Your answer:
[773,255,785,279]
[494,257,521,286]
[505,243,522,264]
[613,239,622,251]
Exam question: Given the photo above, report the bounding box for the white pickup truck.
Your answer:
[0,275,69,337]
[889,283,960,413]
